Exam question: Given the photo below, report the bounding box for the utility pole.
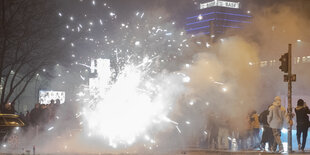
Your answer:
[279,44,296,153]
[287,44,293,153]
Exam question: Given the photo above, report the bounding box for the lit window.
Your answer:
[260,61,268,67]
[302,56,306,63]
[307,56,310,62]
[297,57,300,64]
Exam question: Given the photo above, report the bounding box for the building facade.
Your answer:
[185,0,251,40]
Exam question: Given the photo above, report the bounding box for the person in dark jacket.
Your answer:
[30,103,41,127]
[259,105,274,151]
[2,102,16,114]
[295,99,310,151]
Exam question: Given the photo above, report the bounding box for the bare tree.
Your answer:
[0,0,68,111]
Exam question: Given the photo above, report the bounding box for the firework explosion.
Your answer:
[55,0,259,151]
[58,0,196,149]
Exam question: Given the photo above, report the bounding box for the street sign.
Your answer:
[291,74,296,82]
[284,74,296,82]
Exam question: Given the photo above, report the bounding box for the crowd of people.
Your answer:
[1,96,309,152]
[204,96,310,152]
[1,99,62,133]
[27,99,61,132]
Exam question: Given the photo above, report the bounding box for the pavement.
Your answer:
[0,149,309,155]
[178,149,310,155]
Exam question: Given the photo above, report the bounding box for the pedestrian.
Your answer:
[25,110,30,122]
[249,110,260,149]
[30,103,41,127]
[259,105,274,151]
[295,99,310,152]
[239,115,252,150]
[267,96,292,153]
[2,102,16,114]
[207,113,219,149]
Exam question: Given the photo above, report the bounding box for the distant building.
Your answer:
[185,0,251,40]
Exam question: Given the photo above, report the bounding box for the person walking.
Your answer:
[267,96,291,153]
[207,113,219,149]
[250,110,260,149]
[295,99,310,152]
[259,105,274,151]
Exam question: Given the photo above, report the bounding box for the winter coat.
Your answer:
[259,109,270,126]
[295,106,310,127]
[250,113,260,129]
[30,108,40,126]
[267,96,288,129]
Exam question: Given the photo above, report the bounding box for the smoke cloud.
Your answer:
[6,1,310,154]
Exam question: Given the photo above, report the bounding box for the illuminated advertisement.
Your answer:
[39,90,65,104]
[200,0,240,9]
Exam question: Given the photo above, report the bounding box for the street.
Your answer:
[1,148,310,155]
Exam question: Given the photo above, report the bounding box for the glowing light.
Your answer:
[200,0,240,9]
[249,62,253,66]
[247,10,251,14]
[222,87,228,92]
[186,11,251,20]
[176,126,182,133]
[182,76,191,83]
[135,41,141,46]
[197,14,203,20]
[206,42,211,48]
[297,39,301,42]
[110,12,115,16]
[83,58,183,147]
[281,128,288,133]
[189,101,194,106]
[186,25,210,32]
[48,127,54,131]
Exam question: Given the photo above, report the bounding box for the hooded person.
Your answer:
[267,96,290,153]
[259,105,274,151]
[295,99,310,151]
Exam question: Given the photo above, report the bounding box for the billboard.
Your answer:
[39,90,65,104]
[200,0,240,9]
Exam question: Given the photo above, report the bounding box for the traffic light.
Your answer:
[279,53,288,73]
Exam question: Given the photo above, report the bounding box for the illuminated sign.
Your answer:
[200,0,240,9]
[39,90,65,104]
